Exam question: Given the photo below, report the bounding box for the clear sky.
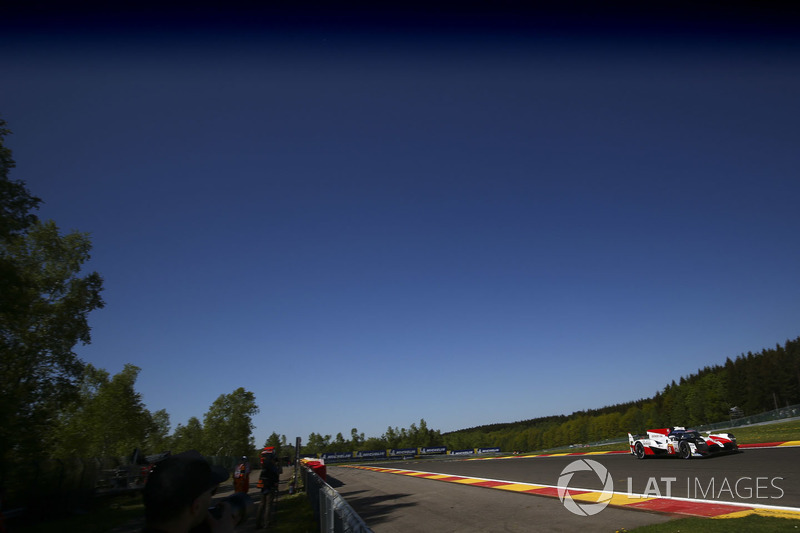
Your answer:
[3,5,800,448]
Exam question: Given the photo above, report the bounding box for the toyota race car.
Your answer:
[628,427,738,459]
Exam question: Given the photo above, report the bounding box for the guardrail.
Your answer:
[303,466,373,533]
[702,404,800,431]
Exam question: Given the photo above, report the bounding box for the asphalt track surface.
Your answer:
[327,446,800,532]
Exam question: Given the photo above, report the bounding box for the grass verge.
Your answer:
[272,492,317,533]
[629,514,800,532]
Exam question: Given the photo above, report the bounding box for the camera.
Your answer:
[190,492,253,532]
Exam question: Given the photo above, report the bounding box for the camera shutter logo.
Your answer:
[557,459,614,516]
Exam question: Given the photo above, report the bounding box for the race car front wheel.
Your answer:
[634,442,646,459]
[679,441,692,459]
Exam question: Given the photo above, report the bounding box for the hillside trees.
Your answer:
[0,119,104,480]
[301,419,445,455]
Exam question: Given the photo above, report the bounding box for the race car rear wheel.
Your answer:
[634,442,646,459]
[679,441,692,459]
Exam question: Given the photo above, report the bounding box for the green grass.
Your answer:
[628,514,800,532]
[731,420,800,444]
[272,492,317,533]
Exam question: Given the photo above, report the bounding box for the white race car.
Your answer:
[628,427,738,459]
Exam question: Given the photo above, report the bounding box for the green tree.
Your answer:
[382,426,400,449]
[331,433,347,452]
[620,406,643,433]
[304,433,331,455]
[0,119,40,241]
[350,428,364,450]
[172,417,206,453]
[263,432,283,457]
[51,364,153,457]
[0,120,104,481]
[203,388,259,457]
[362,436,386,451]
[147,409,172,454]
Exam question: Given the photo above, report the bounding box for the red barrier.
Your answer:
[304,460,327,481]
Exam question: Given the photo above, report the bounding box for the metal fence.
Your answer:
[700,404,800,431]
[304,467,372,533]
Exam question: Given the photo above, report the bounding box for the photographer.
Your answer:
[142,450,234,533]
[255,451,280,529]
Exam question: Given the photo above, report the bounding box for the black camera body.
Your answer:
[191,492,253,533]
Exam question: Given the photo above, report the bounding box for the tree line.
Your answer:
[303,419,442,455]
[52,362,262,459]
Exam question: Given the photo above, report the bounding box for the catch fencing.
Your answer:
[701,403,800,431]
[304,466,372,533]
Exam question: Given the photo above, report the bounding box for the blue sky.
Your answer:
[3,6,800,448]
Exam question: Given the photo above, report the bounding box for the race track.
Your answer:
[327,446,800,532]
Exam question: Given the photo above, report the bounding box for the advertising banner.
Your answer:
[390,448,418,457]
[448,449,475,456]
[477,447,501,454]
[322,452,353,461]
[420,446,447,455]
[356,450,387,459]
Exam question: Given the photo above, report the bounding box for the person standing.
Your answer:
[233,456,250,493]
[256,452,280,529]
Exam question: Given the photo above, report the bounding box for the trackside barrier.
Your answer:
[702,404,800,431]
[303,465,373,533]
[321,446,502,463]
